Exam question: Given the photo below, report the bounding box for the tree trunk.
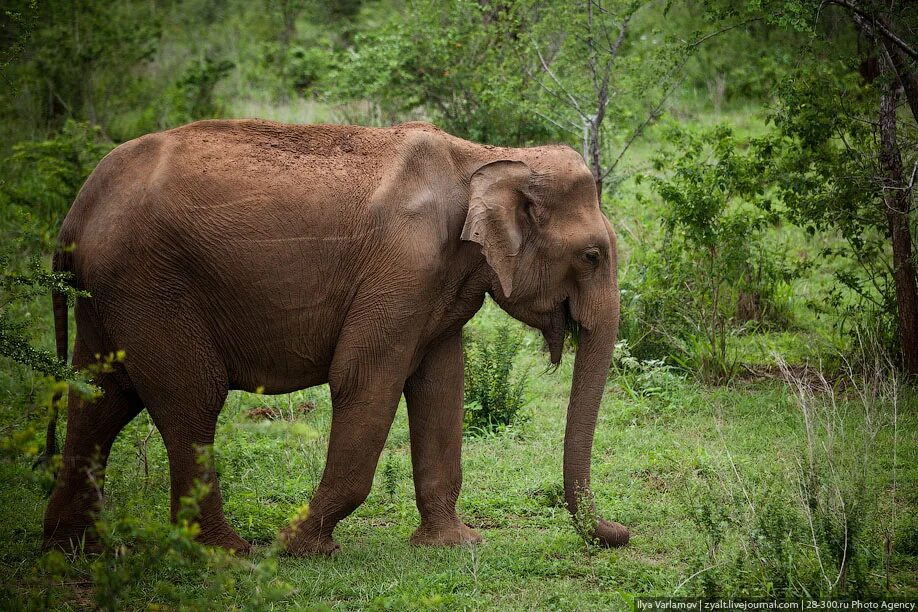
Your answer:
[879,79,918,377]
[882,41,918,124]
[591,123,602,197]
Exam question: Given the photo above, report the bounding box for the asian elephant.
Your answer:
[42,119,629,556]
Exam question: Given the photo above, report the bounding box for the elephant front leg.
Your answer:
[282,354,403,556]
[405,333,482,547]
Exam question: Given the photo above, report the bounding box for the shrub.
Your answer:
[284,44,334,94]
[624,125,796,382]
[611,339,685,405]
[162,56,235,126]
[328,0,560,145]
[91,479,292,610]
[463,324,529,435]
[0,123,109,386]
[1,470,294,610]
[1,120,112,234]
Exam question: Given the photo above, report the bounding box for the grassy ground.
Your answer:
[0,298,915,609]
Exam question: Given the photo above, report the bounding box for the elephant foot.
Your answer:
[197,522,252,555]
[43,518,103,555]
[280,524,340,557]
[42,531,103,555]
[410,520,482,547]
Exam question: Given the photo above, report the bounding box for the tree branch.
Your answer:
[532,40,589,120]
[880,41,918,125]
[600,13,777,181]
[825,0,918,60]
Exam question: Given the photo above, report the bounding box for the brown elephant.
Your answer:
[42,119,629,556]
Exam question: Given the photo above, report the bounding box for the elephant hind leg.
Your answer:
[43,337,144,553]
[129,327,250,555]
[152,407,250,555]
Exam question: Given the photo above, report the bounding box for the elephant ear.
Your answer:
[461,160,534,298]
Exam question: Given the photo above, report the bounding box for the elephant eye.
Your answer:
[581,247,601,266]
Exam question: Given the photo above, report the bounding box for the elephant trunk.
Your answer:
[562,284,630,547]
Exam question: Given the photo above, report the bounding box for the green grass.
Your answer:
[1,301,915,609]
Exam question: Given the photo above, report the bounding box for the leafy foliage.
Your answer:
[3,477,294,610]
[0,122,109,379]
[330,0,559,144]
[765,62,910,360]
[0,257,82,380]
[624,124,796,380]
[0,0,162,144]
[463,324,529,435]
[167,56,236,125]
[2,120,113,231]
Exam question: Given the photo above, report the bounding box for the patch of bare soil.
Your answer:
[740,363,838,386]
[246,400,317,421]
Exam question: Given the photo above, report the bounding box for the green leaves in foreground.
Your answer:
[0,255,86,381]
[4,474,294,611]
[463,324,529,435]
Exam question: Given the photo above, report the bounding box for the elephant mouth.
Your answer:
[543,298,574,365]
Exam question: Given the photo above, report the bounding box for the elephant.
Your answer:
[42,119,630,556]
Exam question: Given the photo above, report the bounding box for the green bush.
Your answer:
[623,125,796,381]
[3,477,293,611]
[463,324,529,435]
[0,122,108,381]
[329,0,560,144]
[163,57,235,125]
[284,44,334,95]
[1,120,112,233]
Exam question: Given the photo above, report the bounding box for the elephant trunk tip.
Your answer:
[594,518,630,547]
[566,483,631,548]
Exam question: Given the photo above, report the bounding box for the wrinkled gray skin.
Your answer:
[42,120,629,555]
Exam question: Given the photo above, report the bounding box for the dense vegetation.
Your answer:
[1,0,915,608]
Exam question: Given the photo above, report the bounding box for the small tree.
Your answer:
[640,125,792,381]
[527,0,762,199]
[330,0,558,144]
[527,0,639,196]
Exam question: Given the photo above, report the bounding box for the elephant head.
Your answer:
[462,149,629,547]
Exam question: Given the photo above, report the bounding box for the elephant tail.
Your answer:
[40,250,71,468]
[52,251,70,370]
